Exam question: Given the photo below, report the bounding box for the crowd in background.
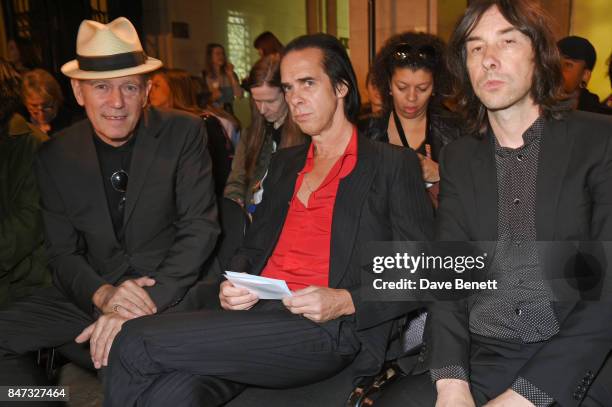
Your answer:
[2,10,612,307]
[2,24,612,308]
[1,15,612,405]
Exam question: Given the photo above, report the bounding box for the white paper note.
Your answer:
[224,271,292,300]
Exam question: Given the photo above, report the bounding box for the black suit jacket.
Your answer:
[230,133,434,380]
[426,111,612,405]
[34,107,220,315]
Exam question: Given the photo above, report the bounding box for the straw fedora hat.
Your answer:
[61,17,162,80]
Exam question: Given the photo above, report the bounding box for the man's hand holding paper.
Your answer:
[221,272,355,323]
[283,286,355,323]
[224,271,292,299]
[219,280,260,311]
[221,271,294,311]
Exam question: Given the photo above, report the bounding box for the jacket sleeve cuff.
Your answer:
[430,365,469,382]
[74,273,107,316]
[511,376,554,407]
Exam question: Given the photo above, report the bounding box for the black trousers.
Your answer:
[0,283,243,406]
[0,286,94,385]
[104,301,360,407]
[375,334,612,406]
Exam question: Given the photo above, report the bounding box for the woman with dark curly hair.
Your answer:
[369,31,462,207]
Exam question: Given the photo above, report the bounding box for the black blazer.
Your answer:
[230,133,434,380]
[35,107,220,315]
[425,111,612,405]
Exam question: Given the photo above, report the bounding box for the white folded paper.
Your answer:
[224,271,292,300]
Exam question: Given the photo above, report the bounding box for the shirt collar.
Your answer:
[295,126,358,204]
[492,116,544,155]
[305,126,357,159]
[91,120,140,151]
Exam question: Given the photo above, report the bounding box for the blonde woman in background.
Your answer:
[21,69,76,136]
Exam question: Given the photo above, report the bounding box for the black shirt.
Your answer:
[92,128,136,240]
[469,116,559,343]
[431,117,556,406]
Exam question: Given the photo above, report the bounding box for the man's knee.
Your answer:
[111,318,147,358]
[109,316,161,375]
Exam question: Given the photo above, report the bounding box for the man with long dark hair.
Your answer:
[403,0,612,406]
[103,33,433,406]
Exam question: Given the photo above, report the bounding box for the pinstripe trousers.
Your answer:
[104,300,360,407]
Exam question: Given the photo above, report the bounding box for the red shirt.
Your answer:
[261,128,358,290]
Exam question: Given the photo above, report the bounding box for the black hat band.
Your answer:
[77,51,147,72]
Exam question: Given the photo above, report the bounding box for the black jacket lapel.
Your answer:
[123,109,163,226]
[470,134,498,240]
[252,143,308,274]
[328,135,376,288]
[536,117,573,240]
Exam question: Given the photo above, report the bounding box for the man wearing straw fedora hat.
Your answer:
[0,17,224,391]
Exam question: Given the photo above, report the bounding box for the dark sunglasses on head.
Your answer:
[392,43,437,62]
